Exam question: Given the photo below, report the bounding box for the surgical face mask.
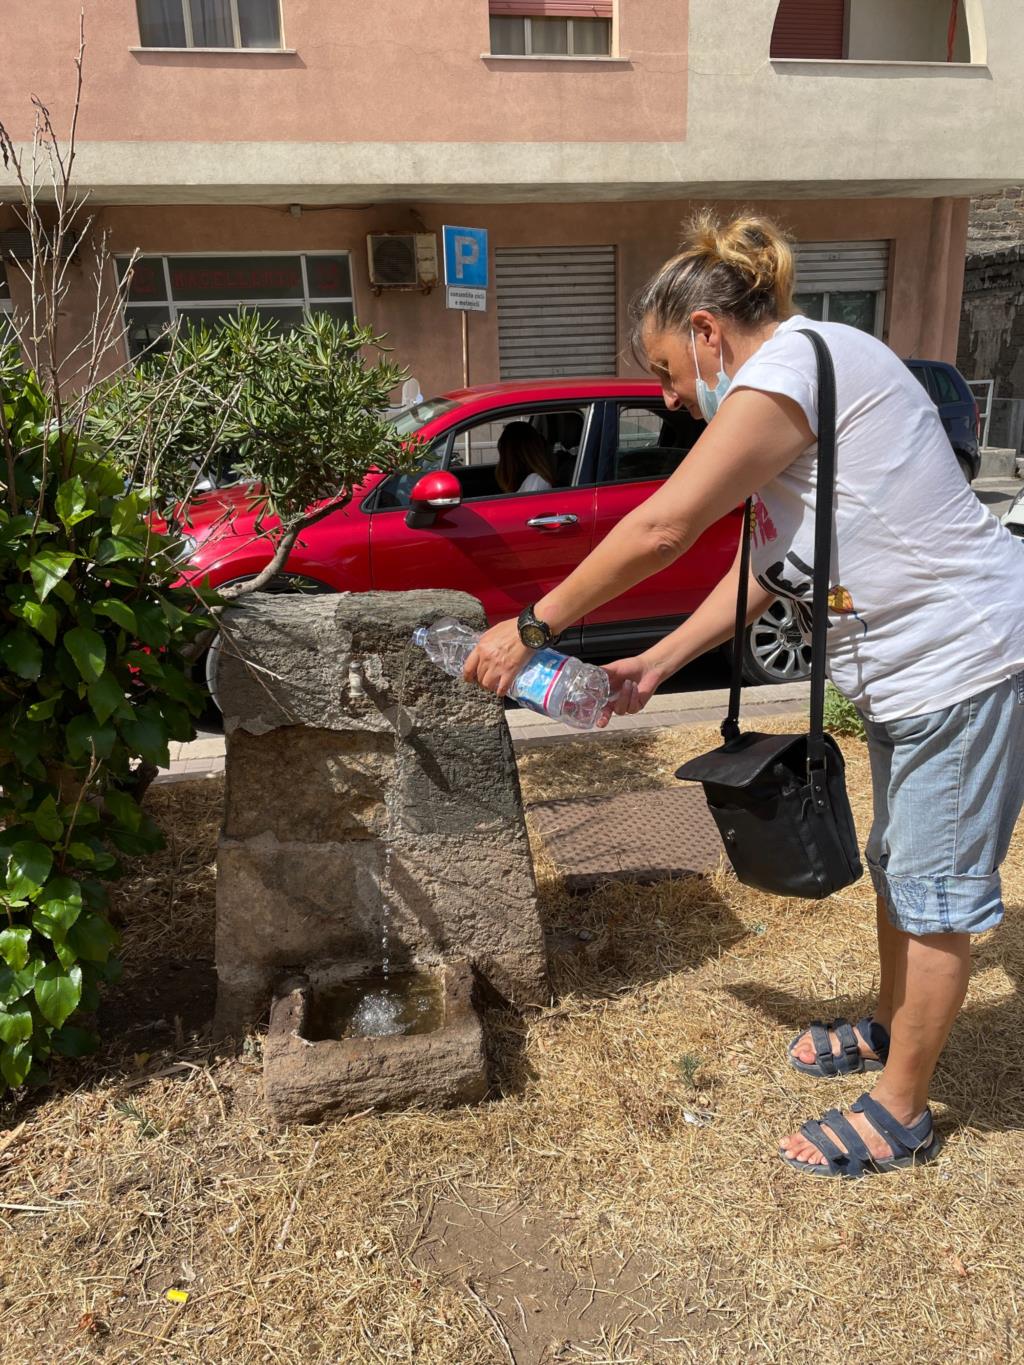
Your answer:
[690,328,731,422]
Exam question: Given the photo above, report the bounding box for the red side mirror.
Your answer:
[409,470,462,509]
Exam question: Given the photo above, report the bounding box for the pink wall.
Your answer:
[0,1,687,144]
[0,195,963,396]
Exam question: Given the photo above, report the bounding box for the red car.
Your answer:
[180,378,811,686]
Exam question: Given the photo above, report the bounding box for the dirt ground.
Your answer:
[1,722,1023,1364]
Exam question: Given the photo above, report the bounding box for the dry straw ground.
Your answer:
[1,721,1023,1364]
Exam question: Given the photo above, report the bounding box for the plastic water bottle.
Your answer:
[412,617,613,731]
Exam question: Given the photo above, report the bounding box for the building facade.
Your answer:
[2,0,1022,396]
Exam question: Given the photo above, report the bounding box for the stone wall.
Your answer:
[957,185,1024,401]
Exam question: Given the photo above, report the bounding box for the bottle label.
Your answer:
[513,649,569,715]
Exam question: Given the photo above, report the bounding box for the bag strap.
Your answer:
[720,326,838,768]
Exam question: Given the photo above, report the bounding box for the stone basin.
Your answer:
[263,960,488,1123]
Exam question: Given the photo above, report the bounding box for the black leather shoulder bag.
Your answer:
[675,328,863,900]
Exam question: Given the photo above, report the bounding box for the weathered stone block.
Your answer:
[213,589,550,1043]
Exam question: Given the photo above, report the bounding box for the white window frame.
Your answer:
[492,15,612,57]
[137,0,285,51]
[118,250,356,355]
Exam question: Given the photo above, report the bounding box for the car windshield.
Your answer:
[388,397,460,438]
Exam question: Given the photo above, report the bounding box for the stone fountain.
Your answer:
[212,589,548,1122]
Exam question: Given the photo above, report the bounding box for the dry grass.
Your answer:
[1,722,1023,1364]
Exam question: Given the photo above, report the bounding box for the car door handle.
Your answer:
[525,514,578,529]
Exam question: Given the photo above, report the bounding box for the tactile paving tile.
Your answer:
[527,785,724,892]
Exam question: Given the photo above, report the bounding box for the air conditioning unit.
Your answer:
[0,229,79,262]
[366,233,439,291]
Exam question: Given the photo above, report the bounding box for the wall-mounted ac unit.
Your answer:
[366,233,439,291]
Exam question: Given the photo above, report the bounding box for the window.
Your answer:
[608,403,703,483]
[489,16,611,56]
[929,366,962,406]
[450,406,590,496]
[118,253,354,358]
[0,267,13,346]
[794,290,881,336]
[136,0,282,49]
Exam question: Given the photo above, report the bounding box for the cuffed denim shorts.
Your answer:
[862,671,1024,936]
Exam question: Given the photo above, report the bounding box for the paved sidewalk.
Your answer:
[155,681,810,784]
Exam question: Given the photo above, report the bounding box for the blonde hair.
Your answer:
[496,421,555,493]
[630,210,796,364]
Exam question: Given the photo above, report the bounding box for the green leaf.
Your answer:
[26,695,61,723]
[66,714,116,761]
[131,600,171,648]
[33,962,82,1029]
[68,912,119,963]
[87,670,126,725]
[29,549,76,601]
[64,626,106,684]
[119,714,170,768]
[0,961,41,1007]
[102,788,142,832]
[55,475,93,529]
[94,536,148,564]
[0,627,43,680]
[51,1024,99,1058]
[93,598,137,633]
[37,876,83,915]
[19,600,58,645]
[0,1040,33,1088]
[0,1006,33,1045]
[0,927,32,971]
[6,841,53,899]
[32,895,82,943]
[31,796,63,841]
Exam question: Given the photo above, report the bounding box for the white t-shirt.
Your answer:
[727,315,1024,721]
[519,472,552,493]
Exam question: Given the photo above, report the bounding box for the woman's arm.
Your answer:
[465,386,813,694]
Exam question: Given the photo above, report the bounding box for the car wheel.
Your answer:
[957,455,974,484]
[742,600,812,686]
[200,573,334,723]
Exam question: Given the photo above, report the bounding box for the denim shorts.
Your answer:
[862,671,1024,936]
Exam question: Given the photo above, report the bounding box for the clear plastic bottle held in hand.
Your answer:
[412,617,614,731]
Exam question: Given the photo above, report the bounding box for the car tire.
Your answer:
[741,600,813,686]
[199,573,334,725]
[957,454,974,484]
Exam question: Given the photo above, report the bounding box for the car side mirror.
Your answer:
[405,470,462,529]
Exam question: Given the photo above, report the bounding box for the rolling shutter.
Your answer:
[770,0,846,59]
[489,2,612,15]
[496,245,617,380]
[794,240,889,293]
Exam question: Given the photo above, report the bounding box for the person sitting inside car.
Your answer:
[495,421,556,494]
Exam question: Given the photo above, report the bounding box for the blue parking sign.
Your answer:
[443,225,489,289]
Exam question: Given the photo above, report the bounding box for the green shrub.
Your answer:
[0,348,211,1091]
[823,682,865,740]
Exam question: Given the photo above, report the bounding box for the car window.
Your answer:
[608,402,704,483]
[448,405,591,499]
[929,366,962,406]
[373,437,448,510]
[907,365,933,398]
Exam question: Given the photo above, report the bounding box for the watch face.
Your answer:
[521,624,547,650]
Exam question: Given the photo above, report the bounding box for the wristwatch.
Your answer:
[517,603,558,650]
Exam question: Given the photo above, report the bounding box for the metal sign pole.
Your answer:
[462,309,469,388]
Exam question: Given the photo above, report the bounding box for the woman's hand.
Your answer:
[596,653,667,729]
[463,618,534,696]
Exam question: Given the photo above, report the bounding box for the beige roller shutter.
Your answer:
[795,241,890,293]
[496,245,617,380]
